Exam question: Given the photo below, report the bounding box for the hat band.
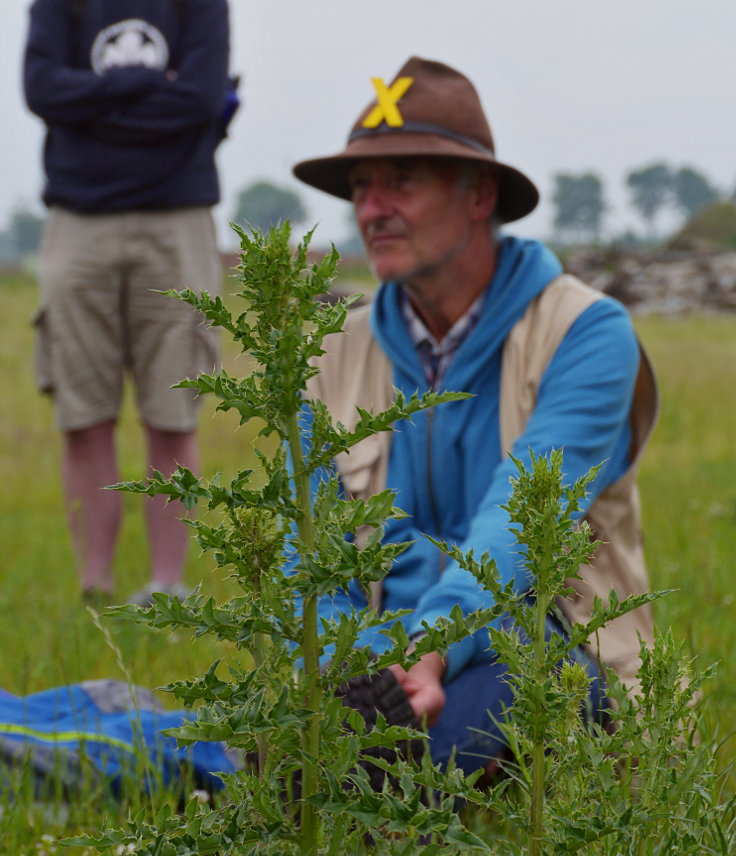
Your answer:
[348,121,495,157]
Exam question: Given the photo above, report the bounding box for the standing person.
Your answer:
[23,0,234,604]
[292,57,658,774]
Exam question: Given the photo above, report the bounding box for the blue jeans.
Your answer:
[427,616,607,775]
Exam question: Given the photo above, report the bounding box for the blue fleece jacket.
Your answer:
[302,236,639,681]
[23,0,230,212]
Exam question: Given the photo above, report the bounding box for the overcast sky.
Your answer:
[2,0,735,247]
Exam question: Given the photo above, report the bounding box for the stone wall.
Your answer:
[563,248,736,315]
[222,245,736,317]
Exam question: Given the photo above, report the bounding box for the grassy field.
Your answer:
[0,270,262,698]
[634,313,736,742]
[1,268,735,848]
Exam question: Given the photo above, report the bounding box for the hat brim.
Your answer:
[293,132,539,223]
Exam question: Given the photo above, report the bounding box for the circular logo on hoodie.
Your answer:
[91,19,169,74]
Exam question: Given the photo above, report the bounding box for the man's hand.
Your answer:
[388,651,446,728]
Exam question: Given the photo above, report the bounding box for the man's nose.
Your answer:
[354,183,393,225]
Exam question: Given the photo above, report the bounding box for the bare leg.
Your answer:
[144,426,199,586]
[62,420,121,594]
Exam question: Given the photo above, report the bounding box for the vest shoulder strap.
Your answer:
[499,273,658,462]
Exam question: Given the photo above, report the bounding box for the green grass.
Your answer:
[1,269,736,848]
[635,314,736,746]
[0,271,263,853]
[0,272,263,698]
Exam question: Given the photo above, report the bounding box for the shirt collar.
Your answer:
[400,287,485,386]
[401,287,485,354]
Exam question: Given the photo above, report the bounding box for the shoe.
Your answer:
[127,581,192,607]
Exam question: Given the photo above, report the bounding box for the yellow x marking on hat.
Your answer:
[362,77,414,128]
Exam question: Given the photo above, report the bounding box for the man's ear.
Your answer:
[471,165,498,222]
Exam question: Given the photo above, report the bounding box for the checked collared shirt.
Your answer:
[400,288,485,390]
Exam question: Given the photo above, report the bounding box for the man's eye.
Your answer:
[349,180,368,199]
[393,172,418,189]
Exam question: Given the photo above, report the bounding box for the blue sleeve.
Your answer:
[410,298,640,680]
[23,0,166,124]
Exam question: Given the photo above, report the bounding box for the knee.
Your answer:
[64,419,117,449]
[145,426,198,467]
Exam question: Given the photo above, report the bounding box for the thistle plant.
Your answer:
[434,451,733,855]
[63,225,735,855]
[66,223,503,855]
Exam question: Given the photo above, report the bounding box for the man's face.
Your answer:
[348,157,494,284]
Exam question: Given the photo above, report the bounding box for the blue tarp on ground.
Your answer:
[0,680,237,795]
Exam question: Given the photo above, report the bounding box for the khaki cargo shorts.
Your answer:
[35,207,221,432]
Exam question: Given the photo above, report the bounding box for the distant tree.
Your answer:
[551,172,606,244]
[0,205,44,259]
[232,180,307,233]
[668,201,736,252]
[612,229,647,250]
[336,210,365,257]
[626,162,672,238]
[0,232,14,261]
[672,166,720,219]
[9,207,44,256]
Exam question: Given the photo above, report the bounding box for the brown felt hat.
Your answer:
[293,56,539,223]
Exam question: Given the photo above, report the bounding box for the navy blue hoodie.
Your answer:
[24,0,230,212]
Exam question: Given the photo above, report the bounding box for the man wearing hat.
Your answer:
[293,57,657,774]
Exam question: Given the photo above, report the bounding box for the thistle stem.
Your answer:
[252,590,269,774]
[529,567,550,856]
[286,407,322,856]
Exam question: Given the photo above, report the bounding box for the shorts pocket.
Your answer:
[193,317,220,377]
[31,306,55,394]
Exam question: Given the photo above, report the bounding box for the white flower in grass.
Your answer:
[35,834,57,855]
[189,788,211,804]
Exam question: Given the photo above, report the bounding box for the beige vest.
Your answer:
[307,275,658,687]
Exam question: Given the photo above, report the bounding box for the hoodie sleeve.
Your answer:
[409,297,641,680]
[23,0,229,144]
[23,0,166,125]
[88,0,230,143]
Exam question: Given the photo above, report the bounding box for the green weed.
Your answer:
[63,227,734,854]
[1,262,736,851]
